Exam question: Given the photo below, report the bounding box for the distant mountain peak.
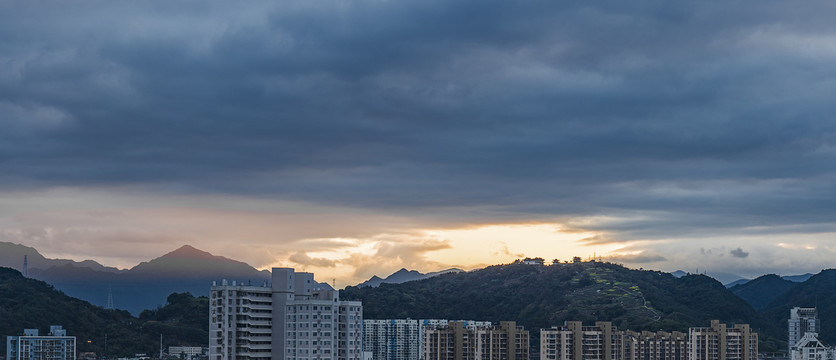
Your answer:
[127,245,263,278]
[164,244,216,259]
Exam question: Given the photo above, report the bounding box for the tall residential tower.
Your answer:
[210,268,363,360]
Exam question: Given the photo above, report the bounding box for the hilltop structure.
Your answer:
[209,268,363,360]
[6,325,76,360]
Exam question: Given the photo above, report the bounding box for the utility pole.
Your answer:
[160,333,163,359]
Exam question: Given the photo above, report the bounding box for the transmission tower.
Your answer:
[106,285,114,310]
[23,255,28,278]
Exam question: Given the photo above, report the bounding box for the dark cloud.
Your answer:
[730,248,750,259]
[3,0,836,244]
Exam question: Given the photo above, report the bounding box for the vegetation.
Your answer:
[729,274,796,310]
[760,269,836,346]
[0,267,209,358]
[341,261,783,351]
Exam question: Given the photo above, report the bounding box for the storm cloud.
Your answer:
[3,0,836,279]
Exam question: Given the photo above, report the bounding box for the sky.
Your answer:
[2,0,836,286]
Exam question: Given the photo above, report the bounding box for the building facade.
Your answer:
[363,319,421,360]
[789,333,833,360]
[422,321,528,360]
[624,331,687,360]
[210,268,363,360]
[688,320,757,360]
[541,322,624,360]
[6,325,76,360]
[789,308,819,353]
[542,321,754,360]
[169,346,207,359]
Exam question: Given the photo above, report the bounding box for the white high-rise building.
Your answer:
[210,268,363,360]
[789,307,819,352]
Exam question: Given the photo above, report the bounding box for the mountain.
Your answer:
[704,271,747,285]
[783,273,815,282]
[671,270,745,285]
[725,278,751,288]
[760,269,836,345]
[0,242,123,275]
[729,274,797,310]
[426,268,464,277]
[126,245,267,280]
[724,273,813,289]
[29,245,269,314]
[0,267,206,358]
[358,268,465,287]
[342,261,781,351]
[359,268,426,287]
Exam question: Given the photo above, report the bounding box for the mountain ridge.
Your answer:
[3,243,269,314]
[342,261,783,351]
[357,267,464,287]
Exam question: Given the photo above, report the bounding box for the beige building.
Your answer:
[541,322,624,360]
[624,331,687,360]
[688,321,757,360]
[542,321,754,360]
[423,321,529,360]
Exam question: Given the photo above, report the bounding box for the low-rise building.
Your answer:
[6,325,76,360]
[169,346,206,359]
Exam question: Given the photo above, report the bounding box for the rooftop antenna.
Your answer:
[23,255,28,278]
[106,285,114,310]
[333,278,336,289]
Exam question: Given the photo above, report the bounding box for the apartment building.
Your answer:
[542,321,754,360]
[6,325,76,360]
[624,331,687,360]
[363,319,421,360]
[423,321,529,360]
[541,321,624,360]
[688,320,757,360]
[209,268,363,360]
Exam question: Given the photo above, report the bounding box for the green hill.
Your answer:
[341,261,783,351]
[0,267,209,357]
[760,269,836,345]
[730,274,797,310]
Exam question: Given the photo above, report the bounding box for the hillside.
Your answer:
[0,267,209,357]
[342,261,782,350]
[730,274,797,310]
[139,292,210,346]
[760,269,836,345]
